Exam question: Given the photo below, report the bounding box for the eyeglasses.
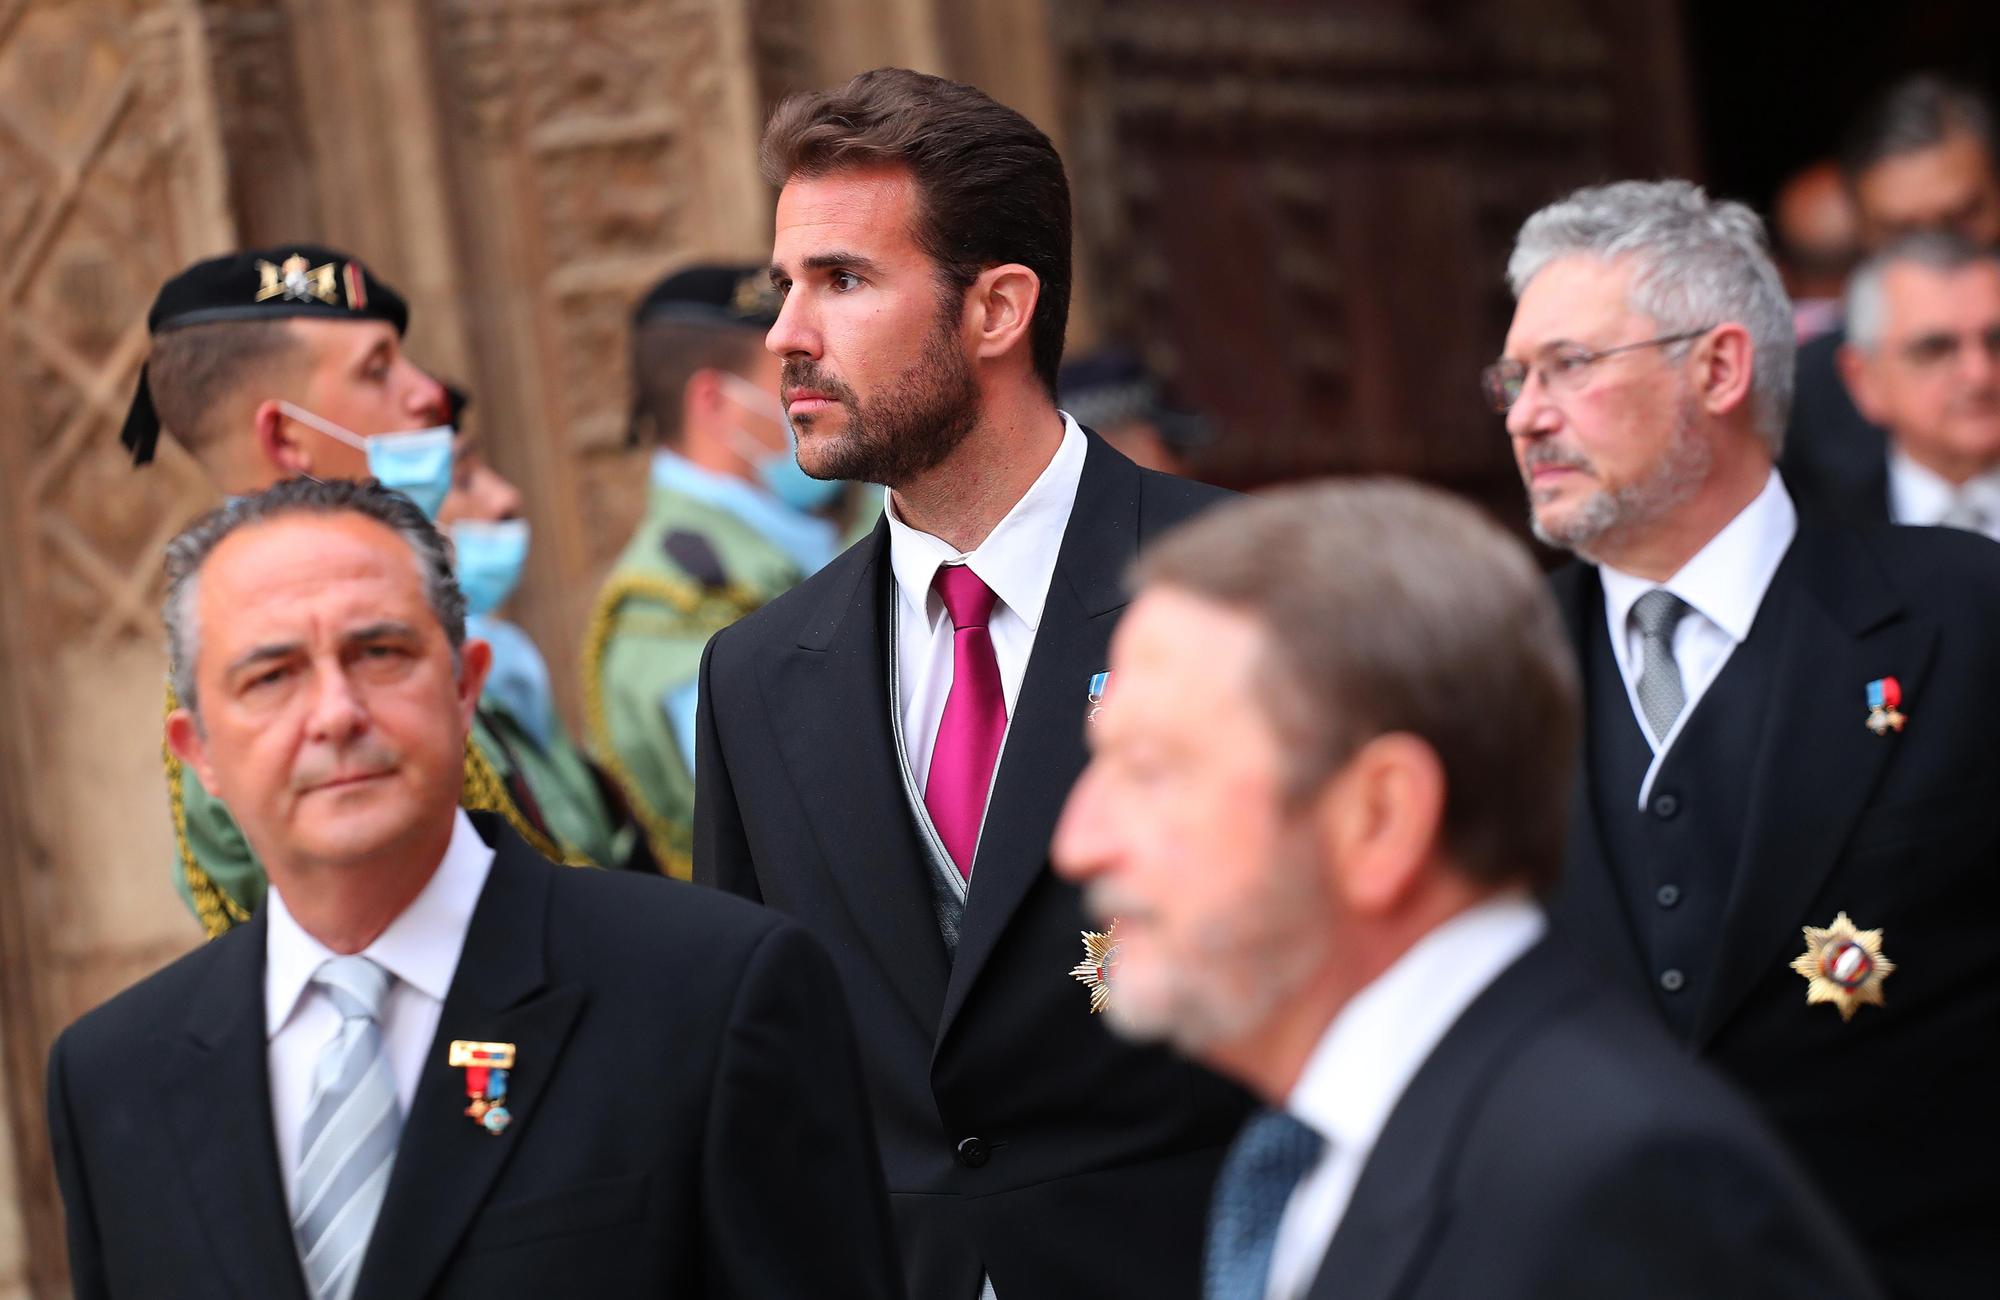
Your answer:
[1480,326,1715,414]
[1895,325,2000,371]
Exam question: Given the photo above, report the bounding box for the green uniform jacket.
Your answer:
[167,689,612,937]
[583,483,802,879]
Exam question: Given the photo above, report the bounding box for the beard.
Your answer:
[1525,388,1712,560]
[1086,828,1334,1059]
[782,295,980,488]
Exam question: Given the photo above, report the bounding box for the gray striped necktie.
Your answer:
[1632,588,1692,744]
[292,955,401,1300]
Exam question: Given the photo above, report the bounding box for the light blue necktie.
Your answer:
[292,955,401,1300]
[1204,1108,1327,1300]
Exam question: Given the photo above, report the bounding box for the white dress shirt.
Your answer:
[266,809,495,1211]
[885,412,1087,789]
[1263,895,1549,1300]
[1597,468,1797,806]
[1887,448,2000,539]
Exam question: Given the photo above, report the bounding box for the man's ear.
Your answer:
[456,637,493,730]
[255,399,312,477]
[166,707,219,797]
[969,264,1041,368]
[1315,733,1447,918]
[1695,323,1757,422]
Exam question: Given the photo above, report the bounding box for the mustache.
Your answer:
[290,739,401,794]
[780,359,857,405]
[1519,441,1597,476]
[1082,880,1146,929]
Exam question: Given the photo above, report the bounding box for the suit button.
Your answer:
[1660,968,1686,993]
[1656,884,1681,909]
[1650,793,1680,819]
[955,1137,989,1168]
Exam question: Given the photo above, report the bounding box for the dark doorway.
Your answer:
[1686,0,2000,213]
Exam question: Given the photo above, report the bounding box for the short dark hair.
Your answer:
[627,319,766,447]
[1841,74,1999,183]
[146,318,306,457]
[1136,480,1580,893]
[760,67,1072,396]
[164,477,466,716]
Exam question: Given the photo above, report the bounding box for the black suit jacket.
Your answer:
[1301,939,1881,1300]
[48,815,904,1300]
[693,434,1251,1299]
[1550,520,2000,1297]
[1781,328,1894,525]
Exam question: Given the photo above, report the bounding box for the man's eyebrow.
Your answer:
[223,641,303,680]
[802,251,883,276]
[343,621,421,645]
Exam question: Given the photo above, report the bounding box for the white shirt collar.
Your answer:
[1599,467,1796,648]
[264,808,497,1038]
[884,412,1088,633]
[1886,447,2000,527]
[1287,894,1546,1157]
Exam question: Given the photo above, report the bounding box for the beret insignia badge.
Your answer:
[256,253,339,307]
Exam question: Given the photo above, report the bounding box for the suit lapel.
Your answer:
[1306,941,1582,1300]
[1693,527,1935,1043]
[938,438,1139,1044]
[1548,566,1652,993]
[162,915,312,1300]
[356,830,587,1300]
[759,526,951,1033]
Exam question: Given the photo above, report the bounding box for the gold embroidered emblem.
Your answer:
[256,254,339,306]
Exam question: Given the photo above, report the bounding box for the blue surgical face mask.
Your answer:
[718,373,845,512]
[450,519,531,617]
[279,400,456,519]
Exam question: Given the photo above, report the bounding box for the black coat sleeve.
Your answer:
[47,1034,110,1300]
[699,921,904,1299]
[1490,1126,1884,1300]
[692,632,761,902]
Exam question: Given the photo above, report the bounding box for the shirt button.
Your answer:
[1656,884,1681,909]
[955,1137,990,1168]
[1660,968,1686,993]
[1650,793,1681,819]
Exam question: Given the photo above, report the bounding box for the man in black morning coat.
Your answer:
[1496,178,2000,1297]
[694,69,1249,1300]
[47,479,902,1300]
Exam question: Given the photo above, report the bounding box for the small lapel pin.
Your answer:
[1086,670,1112,725]
[1865,676,1906,735]
[448,1040,517,1135]
[1791,912,1895,1022]
[1069,921,1123,1013]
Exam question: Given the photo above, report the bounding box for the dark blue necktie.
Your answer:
[1204,1107,1327,1300]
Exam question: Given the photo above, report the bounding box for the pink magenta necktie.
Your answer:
[925,564,1006,878]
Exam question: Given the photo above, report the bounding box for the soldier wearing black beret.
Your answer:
[125,245,597,934]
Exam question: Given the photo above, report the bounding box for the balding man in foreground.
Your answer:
[1053,481,1878,1300]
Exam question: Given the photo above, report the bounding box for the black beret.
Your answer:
[122,245,410,466]
[633,263,780,331]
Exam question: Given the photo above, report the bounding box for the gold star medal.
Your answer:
[448,1040,517,1135]
[1790,912,1894,1021]
[1070,921,1122,1013]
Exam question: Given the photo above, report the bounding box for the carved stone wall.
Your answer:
[0,1,240,1292]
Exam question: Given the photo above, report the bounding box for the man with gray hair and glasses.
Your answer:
[1823,232,2000,533]
[1490,178,2000,1297]
[45,478,902,1300]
